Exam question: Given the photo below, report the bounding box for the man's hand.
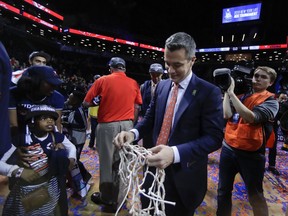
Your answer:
[227,76,235,96]
[17,148,37,167]
[82,101,92,108]
[68,158,75,170]
[113,131,134,149]
[54,143,65,151]
[12,168,41,183]
[146,145,174,169]
[278,93,288,102]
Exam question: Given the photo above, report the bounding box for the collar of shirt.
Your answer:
[170,71,193,126]
[111,71,126,77]
[176,71,193,90]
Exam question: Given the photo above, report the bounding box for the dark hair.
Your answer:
[165,32,196,59]
[72,90,86,102]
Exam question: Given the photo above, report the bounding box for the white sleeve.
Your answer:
[130,129,139,140]
[62,136,77,160]
[0,161,19,177]
[0,145,19,176]
[171,146,180,163]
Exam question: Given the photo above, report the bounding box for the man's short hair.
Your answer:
[165,32,196,59]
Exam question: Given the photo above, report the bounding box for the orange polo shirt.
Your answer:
[84,72,142,123]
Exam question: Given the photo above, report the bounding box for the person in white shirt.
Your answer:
[11,51,51,86]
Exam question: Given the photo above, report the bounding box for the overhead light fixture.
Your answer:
[253,33,257,39]
[242,34,245,41]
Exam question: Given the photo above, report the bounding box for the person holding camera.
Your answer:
[217,66,279,216]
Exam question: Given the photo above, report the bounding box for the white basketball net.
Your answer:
[116,143,175,216]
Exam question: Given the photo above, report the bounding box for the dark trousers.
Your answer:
[58,175,68,216]
[268,123,278,167]
[217,146,268,216]
[76,143,91,183]
[89,117,98,148]
[75,143,84,161]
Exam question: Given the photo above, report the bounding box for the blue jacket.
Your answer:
[0,42,12,158]
[140,80,152,117]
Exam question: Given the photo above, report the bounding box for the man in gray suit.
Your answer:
[114,32,224,215]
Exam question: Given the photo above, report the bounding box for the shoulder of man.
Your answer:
[50,90,65,103]
[141,80,150,89]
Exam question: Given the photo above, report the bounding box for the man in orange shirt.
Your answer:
[83,57,142,212]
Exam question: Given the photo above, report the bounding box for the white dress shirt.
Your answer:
[132,71,193,163]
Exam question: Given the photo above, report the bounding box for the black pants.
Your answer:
[89,117,98,148]
[217,146,268,216]
[268,123,278,167]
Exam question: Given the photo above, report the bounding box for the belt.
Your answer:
[99,119,133,123]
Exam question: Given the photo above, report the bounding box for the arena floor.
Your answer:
[0,139,287,216]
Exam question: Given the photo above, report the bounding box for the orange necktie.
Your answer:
[156,83,179,145]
